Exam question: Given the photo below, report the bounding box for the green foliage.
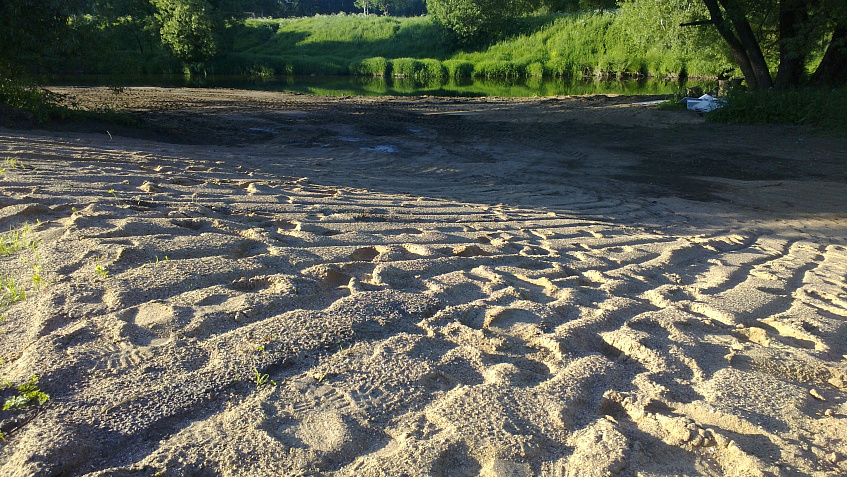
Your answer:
[355,0,416,15]
[0,0,87,73]
[0,77,69,124]
[224,11,725,79]
[254,368,275,387]
[350,56,391,76]
[419,58,448,79]
[473,60,524,78]
[426,0,539,44]
[0,277,27,309]
[2,375,49,410]
[612,0,732,77]
[55,9,736,80]
[152,0,220,65]
[526,62,545,76]
[391,58,446,79]
[0,223,37,257]
[443,59,474,77]
[708,88,847,135]
[248,15,448,58]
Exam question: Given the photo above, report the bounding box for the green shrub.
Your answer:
[419,59,447,79]
[0,77,68,124]
[473,61,524,78]
[350,56,391,76]
[526,62,545,77]
[427,0,538,44]
[443,60,475,78]
[391,58,444,79]
[391,57,421,77]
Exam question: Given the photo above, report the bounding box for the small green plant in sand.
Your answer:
[3,157,23,170]
[2,375,49,411]
[0,157,25,175]
[254,368,276,387]
[95,263,109,279]
[21,257,44,291]
[0,223,37,257]
[0,277,26,309]
[107,189,119,201]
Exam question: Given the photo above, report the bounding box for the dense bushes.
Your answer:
[390,58,446,79]
[0,77,68,123]
[350,57,391,76]
[426,0,538,44]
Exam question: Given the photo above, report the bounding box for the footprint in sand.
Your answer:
[453,244,492,257]
[349,246,381,262]
[115,302,178,348]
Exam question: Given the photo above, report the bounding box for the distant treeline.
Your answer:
[239,0,427,17]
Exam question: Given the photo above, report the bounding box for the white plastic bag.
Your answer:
[685,94,726,113]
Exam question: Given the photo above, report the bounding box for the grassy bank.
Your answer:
[216,12,731,79]
[62,11,731,79]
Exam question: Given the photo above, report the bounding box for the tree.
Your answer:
[427,0,539,44]
[152,0,219,64]
[355,0,416,15]
[149,0,242,67]
[0,0,87,75]
[684,0,847,88]
[355,0,376,14]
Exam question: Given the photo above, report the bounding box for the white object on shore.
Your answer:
[684,94,726,113]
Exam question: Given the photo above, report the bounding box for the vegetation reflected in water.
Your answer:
[44,74,693,98]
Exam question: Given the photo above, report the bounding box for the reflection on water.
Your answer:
[43,74,689,98]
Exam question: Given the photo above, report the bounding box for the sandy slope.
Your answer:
[0,88,846,476]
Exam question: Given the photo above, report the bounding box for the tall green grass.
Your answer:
[219,11,730,79]
[391,58,446,79]
[350,56,391,76]
[56,10,733,80]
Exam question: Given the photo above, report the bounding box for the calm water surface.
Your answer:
[44,74,693,98]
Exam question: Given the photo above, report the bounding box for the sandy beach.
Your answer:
[0,87,846,476]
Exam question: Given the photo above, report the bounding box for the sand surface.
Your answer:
[0,88,846,476]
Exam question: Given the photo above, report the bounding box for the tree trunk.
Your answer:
[811,24,847,88]
[701,0,765,89]
[775,0,809,88]
[716,0,774,89]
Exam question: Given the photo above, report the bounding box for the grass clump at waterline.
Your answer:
[708,88,847,135]
[391,58,446,79]
[350,56,391,76]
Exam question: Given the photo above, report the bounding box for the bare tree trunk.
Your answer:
[775,0,809,88]
[811,24,847,88]
[716,0,774,89]
[701,0,765,89]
